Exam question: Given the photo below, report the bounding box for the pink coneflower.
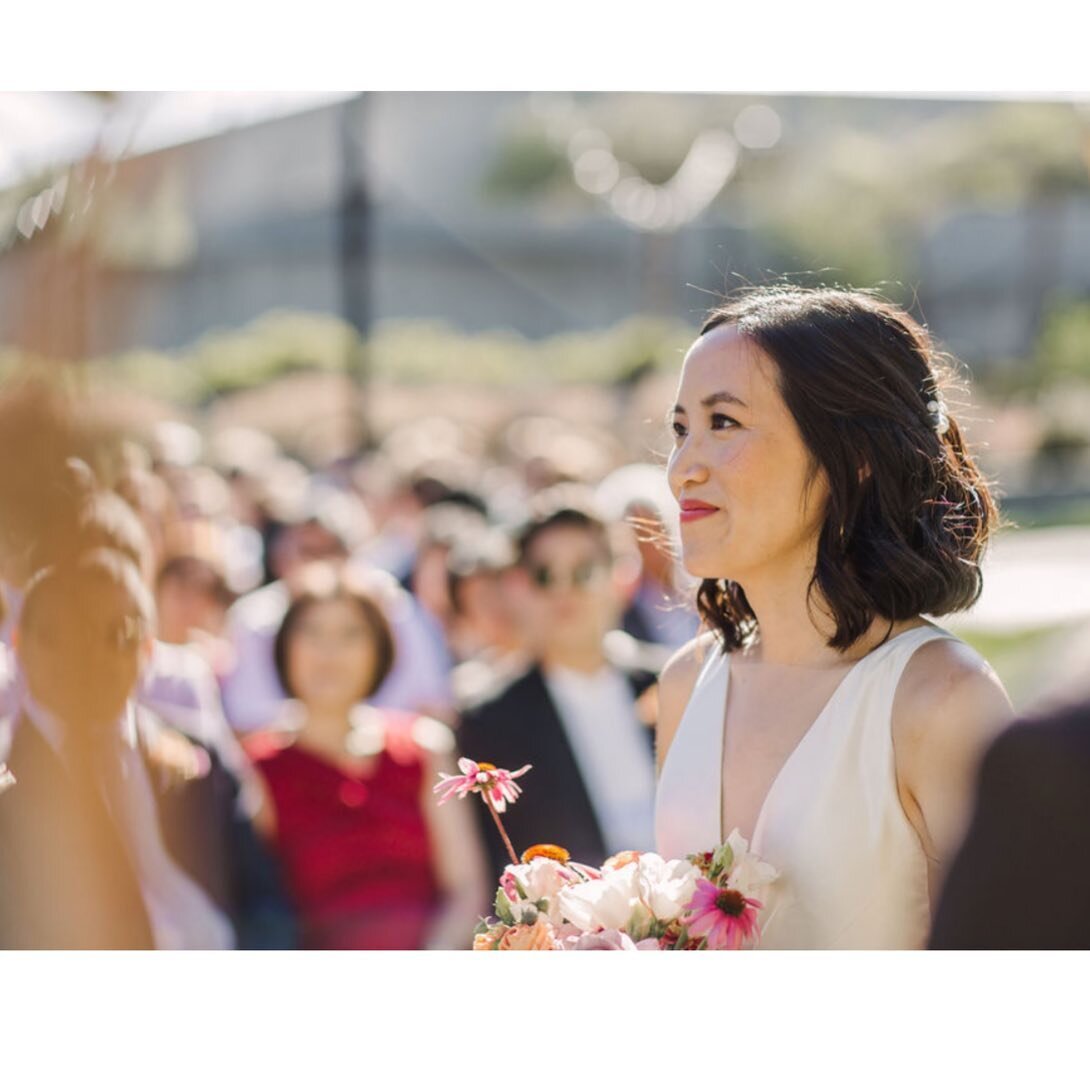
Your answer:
[681,878,763,950]
[433,758,532,867]
[480,763,532,814]
[433,758,531,813]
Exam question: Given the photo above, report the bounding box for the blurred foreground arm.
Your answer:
[929,699,1090,949]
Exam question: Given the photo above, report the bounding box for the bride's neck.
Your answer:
[736,553,889,668]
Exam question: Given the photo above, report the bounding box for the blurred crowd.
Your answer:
[0,381,699,949]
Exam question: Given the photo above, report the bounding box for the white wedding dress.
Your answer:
[655,623,961,949]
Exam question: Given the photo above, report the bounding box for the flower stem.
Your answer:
[483,796,520,867]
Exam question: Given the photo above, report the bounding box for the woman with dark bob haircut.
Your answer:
[246,563,489,949]
[654,285,1013,949]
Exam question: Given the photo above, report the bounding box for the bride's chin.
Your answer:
[680,554,734,582]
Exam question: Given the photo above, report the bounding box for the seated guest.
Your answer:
[138,699,298,950]
[221,499,454,731]
[446,527,525,668]
[155,552,235,650]
[59,483,275,853]
[75,494,296,948]
[457,486,663,879]
[929,690,1090,950]
[0,550,233,949]
[246,564,489,949]
[405,501,490,638]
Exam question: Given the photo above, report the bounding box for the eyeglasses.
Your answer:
[527,560,606,592]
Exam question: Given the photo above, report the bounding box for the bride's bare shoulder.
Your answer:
[655,630,722,772]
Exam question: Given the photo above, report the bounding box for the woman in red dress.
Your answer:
[246,564,490,949]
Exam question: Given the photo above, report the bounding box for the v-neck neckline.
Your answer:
[715,623,932,848]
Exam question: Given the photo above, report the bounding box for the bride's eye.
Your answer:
[710,413,739,431]
[671,419,688,441]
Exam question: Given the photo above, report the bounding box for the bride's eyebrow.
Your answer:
[700,390,748,410]
[670,390,749,414]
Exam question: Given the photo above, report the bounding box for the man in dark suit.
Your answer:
[929,692,1090,949]
[457,487,665,879]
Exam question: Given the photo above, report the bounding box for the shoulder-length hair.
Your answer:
[273,564,397,701]
[692,285,999,652]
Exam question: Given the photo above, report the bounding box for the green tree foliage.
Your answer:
[482,125,569,200]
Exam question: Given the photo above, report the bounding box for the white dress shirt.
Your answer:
[541,663,657,857]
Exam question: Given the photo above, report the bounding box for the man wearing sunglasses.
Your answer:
[457,486,664,879]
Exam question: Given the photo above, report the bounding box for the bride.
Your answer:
[654,285,1014,949]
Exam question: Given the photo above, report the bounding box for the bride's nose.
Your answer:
[668,440,710,496]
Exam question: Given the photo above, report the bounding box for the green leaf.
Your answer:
[494,889,516,927]
[626,909,651,943]
[672,926,690,951]
[711,842,734,878]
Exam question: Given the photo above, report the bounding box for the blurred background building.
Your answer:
[6,93,1090,356]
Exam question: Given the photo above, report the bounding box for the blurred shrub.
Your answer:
[65,309,693,405]
[1033,297,1090,386]
[81,310,355,406]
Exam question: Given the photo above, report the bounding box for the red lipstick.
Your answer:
[679,499,720,524]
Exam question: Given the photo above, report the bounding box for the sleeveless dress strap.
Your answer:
[654,638,730,858]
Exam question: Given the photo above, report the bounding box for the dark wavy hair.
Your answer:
[690,285,999,652]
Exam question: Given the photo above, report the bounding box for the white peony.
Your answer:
[557,862,652,933]
[501,858,572,925]
[723,828,779,900]
[634,853,702,924]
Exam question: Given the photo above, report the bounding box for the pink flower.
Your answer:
[680,878,763,950]
[433,758,532,813]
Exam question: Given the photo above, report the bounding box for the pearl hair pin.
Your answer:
[926,398,950,436]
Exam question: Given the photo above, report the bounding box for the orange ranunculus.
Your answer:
[496,916,558,951]
[472,925,507,951]
[520,843,571,865]
[602,849,643,871]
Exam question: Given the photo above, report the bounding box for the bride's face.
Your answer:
[666,324,830,582]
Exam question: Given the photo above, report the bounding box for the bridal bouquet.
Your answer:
[434,758,777,950]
